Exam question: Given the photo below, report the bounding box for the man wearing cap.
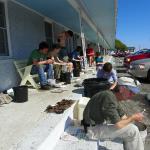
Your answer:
[82,89,144,150]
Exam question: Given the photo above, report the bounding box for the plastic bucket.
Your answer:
[13,86,28,103]
[73,69,80,77]
[83,78,110,98]
[65,72,71,84]
[60,72,71,84]
[78,97,90,120]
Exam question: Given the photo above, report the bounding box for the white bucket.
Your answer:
[78,97,90,120]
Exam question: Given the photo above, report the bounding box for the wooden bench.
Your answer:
[14,60,39,89]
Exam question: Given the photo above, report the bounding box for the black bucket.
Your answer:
[73,69,80,77]
[83,78,110,97]
[60,72,71,84]
[13,86,28,103]
[134,122,147,144]
[65,72,71,84]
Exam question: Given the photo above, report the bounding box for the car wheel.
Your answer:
[147,69,150,82]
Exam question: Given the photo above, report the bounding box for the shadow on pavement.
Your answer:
[72,88,84,95]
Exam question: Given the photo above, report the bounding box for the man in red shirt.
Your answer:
[86,44,95,67]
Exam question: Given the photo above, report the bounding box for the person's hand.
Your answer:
[121,115,128,120]
[110,87,114,90]
[79,58,83,62]
[61,62,66,65]
[46,59,54,64]
[132,113,144,122]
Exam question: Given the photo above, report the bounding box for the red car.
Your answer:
[113,52,129,57]
[124,49,150,68]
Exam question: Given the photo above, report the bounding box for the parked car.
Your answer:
[124,49,150,68]
[113,51,130,57]
[128,58,150,81]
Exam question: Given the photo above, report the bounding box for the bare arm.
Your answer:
[72,58,82,62]
[115,113,143,129]
[110,81,117,90]
[55,57,64,63]
[33,59,53,65]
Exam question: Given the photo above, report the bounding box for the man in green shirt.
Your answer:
[28,42,60,90]
[83,89,144,150]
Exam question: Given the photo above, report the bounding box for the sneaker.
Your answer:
[41,85,50,90]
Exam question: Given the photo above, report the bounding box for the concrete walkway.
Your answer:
[0,56,115,150]
[0,73,90,150]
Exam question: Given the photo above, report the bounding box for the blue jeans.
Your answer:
[32,64,54,86]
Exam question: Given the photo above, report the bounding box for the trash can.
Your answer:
[83,78,110,98]
[13,86,28,103]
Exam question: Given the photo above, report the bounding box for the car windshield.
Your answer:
[133,49,150,55]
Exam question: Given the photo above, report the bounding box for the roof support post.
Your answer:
[97,43,100,53]
[97,31,101,53]
[79,9,87,68]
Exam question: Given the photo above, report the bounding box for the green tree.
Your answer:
[115,39,128,51]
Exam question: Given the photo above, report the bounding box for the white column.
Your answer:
[79,9,87,68]
[98,43,100,52]
[97,32,101,53]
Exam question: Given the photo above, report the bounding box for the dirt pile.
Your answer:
[45,99,74,114]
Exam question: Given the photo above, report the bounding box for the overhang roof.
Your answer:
[80,0,116,48]
[15,0,116,48]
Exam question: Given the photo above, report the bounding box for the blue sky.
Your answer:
[116,0,150,49]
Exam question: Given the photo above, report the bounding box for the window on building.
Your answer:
[0,2,8,56]
[44,22,53,49]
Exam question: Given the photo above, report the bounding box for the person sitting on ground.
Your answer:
[27,41,54,90]
[95,52,104,70]
[97,62,117,90]
[82,89,144,150]
[86,44,95,67]
[71,46,83,71]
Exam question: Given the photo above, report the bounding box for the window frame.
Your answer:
[0,0,12,59]
[44,18,54,49]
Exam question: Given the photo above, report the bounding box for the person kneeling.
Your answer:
[97,62,117,90]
